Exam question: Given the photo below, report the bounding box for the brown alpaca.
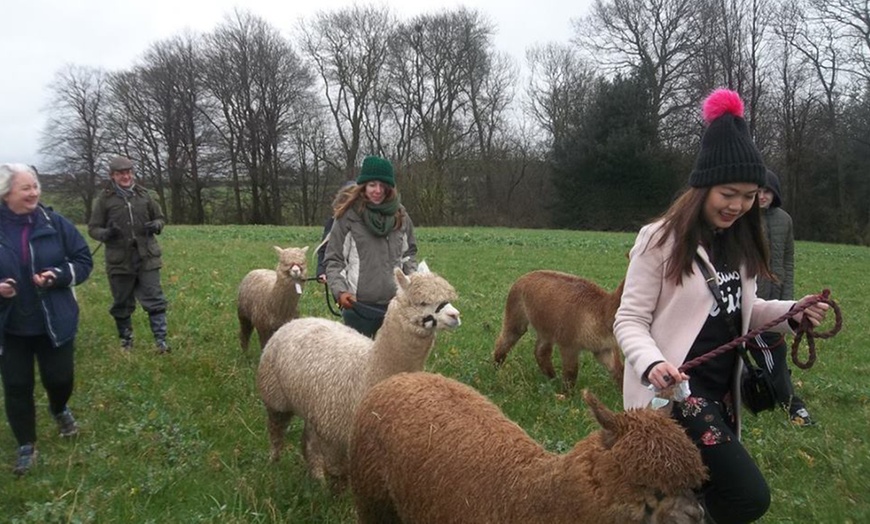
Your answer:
[237,246,308,351]
[350,372,707,524]
[493,270,625,388]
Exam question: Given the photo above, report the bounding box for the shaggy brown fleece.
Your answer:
[493,270,625,388]
[350,372,707,524]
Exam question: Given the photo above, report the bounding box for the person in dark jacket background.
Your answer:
[751,169,813,425]
[324,156,417,337]
[0,163,93,476]
[87,155,169,353]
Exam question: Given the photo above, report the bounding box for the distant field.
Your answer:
[1,226,867,523]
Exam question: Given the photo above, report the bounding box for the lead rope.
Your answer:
[679,289,842,373]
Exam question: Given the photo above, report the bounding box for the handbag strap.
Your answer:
[694,254,756,368]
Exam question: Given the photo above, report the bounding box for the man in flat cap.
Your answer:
[87,155,170,353]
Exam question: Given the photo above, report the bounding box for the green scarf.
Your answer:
[362,197,400,237]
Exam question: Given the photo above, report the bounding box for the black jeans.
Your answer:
[672,397,770,523]
[0,333,75,445]
[342,302,387,338]
[749,332,803,410]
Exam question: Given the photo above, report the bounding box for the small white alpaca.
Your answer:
[237,246,309,351]
[256,265,460,491]
[350,372,707,524]
[493,270,624,388]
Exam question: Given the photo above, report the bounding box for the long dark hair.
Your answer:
[333,183,405,229]
[649,187,771,284]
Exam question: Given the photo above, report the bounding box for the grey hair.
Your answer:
[0,163,39,200]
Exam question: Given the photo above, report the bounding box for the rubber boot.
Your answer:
[115,316,133,350]
[149,311,169,353]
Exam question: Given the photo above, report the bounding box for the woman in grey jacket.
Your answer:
[751,170,813,425]
[324,156,417,337]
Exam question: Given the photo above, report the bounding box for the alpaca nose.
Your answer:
[443,304,461,327]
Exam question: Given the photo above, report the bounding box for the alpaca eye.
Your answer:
[419,302,430,308]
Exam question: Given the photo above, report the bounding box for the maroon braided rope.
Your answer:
[679,289,842,373]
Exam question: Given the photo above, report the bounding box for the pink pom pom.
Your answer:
[702,89,744,124]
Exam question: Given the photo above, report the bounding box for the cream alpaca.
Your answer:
[237,246,309,351]
[256,266,460,491]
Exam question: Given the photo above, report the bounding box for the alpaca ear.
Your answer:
[274,246,283,255]
[584,390,620,448]
[301,246,309,254]
[417,260,430,273]
[394,267,411,293]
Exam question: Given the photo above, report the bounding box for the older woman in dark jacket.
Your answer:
[0,163,93,476]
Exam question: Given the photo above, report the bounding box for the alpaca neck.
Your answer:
[363,314,435,388]
[270,275,300,316]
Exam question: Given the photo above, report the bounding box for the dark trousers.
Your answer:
[673,398,770,523]
[0,333,75,446]
[342,302,387,338]
[749,332,803,410]
[108,267,167,318]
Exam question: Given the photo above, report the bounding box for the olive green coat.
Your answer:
[87,184,165,276]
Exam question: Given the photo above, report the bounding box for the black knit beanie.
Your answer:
[689,89,767,188]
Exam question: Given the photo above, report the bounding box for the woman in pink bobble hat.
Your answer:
[614,89,830,523]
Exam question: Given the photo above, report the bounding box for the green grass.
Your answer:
[1,226,867,523]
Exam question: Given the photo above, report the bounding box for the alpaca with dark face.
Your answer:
[237,246,309,351]
[350,372,707,524]
[257,266,460,492]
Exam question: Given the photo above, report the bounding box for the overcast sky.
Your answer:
[1,0,593,168]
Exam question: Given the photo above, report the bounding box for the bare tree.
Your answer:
[40,65,111,222]
[386,8,499,224]
[202,9,314,224]
[299,5,395,177]
[573,0,704,142]
[525,43,596,151]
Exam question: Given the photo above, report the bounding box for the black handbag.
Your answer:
[695,255,777,414]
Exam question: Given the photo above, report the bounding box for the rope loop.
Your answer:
[679,289,842,373]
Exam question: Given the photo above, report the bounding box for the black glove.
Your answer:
[105,225,122,241]
[144,220,163,235]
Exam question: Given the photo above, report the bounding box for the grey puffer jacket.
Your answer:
[324,204,417,305]
[757,206,794,300]
[87,184,165,276]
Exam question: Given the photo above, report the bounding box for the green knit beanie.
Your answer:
[356,156,395,187]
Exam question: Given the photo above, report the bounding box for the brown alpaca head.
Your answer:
[584,390,707,493]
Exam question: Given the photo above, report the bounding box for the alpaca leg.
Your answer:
[355,498,402,524]
[266,408,292,462]
[559,346,580,389]
[301,423,327,482]
[492,308,528,366]
[324,446,349,494]
[239,314,253,351]
[257,327,275,350]
[533,338,557,379]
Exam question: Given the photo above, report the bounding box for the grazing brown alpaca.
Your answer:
[237,246,308,351]
[493,270,624,388]
[350,372,708,524]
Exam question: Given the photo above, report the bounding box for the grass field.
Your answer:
[1,226,867,523]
